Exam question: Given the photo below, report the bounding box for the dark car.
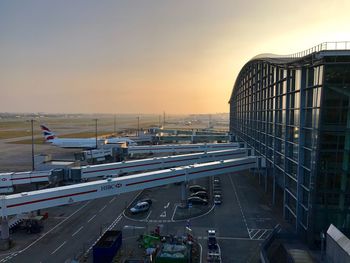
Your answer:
[190,191,209,199]
[189,185,207,193]
[187,196,208,206]
[213,189,222,195]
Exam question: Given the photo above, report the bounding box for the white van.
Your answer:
[130,201,150,214]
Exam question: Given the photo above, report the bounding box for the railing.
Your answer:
[290,41,350,58]
[252,41,350,61]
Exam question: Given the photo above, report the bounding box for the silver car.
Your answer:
[130,201,150,214]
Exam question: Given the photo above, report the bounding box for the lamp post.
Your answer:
[31,119,34,171]
[26,119,35,171]
[138,116,140,136]
[113,114,117,136]
[93,119,98,149]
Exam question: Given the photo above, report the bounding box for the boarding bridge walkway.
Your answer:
[78,148,248,179]
[0,171,51,193]
[127,142,239,155]
[0,148,247,190]
[153,134,231,143]
[0,156,258,218]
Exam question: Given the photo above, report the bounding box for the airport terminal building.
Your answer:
[229,42,350,245]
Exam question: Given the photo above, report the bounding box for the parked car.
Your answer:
[213,177,220,184]
[189,185,207,193]
[139,198,152,205]
[214,195,222,205]
[213,189,222,196]
[190,191,209,199]
[130,201,150,214]
[187,196,208,206]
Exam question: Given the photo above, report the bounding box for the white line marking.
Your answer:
[171,204,179,221]
[51,241,66,255]
[164,202,170,209]
[99,205,107,212]
[229,174,250,236]
[199,242,203,263]
[251,230,262,239]
[15,201,91,256]
[72,226,84,237]
[109,197,116,203]
[257,229,268,240]
[160,211,166,217]
[87,214,96,223]
[145,210,152,221]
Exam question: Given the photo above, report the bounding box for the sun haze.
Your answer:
[1,0,350,114]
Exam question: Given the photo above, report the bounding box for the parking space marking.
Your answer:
[99,205,107,212]
[160,211,167,217]
[164,202,170,209]
[51,241,66,255]
[109,197,116,204]
[87,214,96,223]
[72,226,84,237]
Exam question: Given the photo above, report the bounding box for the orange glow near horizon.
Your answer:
[1,1,350,114]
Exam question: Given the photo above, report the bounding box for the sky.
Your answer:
[1,0,350,114]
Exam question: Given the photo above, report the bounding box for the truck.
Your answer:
[93,230,122,263]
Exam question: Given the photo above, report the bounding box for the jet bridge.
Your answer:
[0,171,51,193]
[79,148,248,179]
[127,142,240,155]
[0,156,258,217]
[0,148,245,189]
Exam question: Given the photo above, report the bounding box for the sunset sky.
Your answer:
[1,0,350,114]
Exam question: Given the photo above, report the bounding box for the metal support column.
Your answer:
[1,217,9,240]
[181,182,187,207]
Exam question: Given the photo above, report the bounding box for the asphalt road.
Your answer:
[1,191,140,263]
[0,170,280,263]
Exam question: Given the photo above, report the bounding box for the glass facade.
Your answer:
[229,51,350,246]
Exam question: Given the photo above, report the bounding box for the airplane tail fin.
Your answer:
[40,124,56,141]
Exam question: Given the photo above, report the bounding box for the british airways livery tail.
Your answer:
[40,124,56,141]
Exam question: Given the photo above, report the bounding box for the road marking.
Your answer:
[164,202,170,209]
[51,241,66,255]
[72,226,84,237]
[250,230,262,239]
[109,197,116,203]
[87,214,96,223]
[12,201,91,258]
[229,174,250,236]
[170,204,179,221]
[99,205,107,212]
[145,210,152,221]
[257,229,267,240]
[160,211,166,217]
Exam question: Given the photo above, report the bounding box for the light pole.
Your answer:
[26,119,35,171]
[113,114,117,136]
[137,116,140,137]
[31,119,34,171]
[93,119,98,149]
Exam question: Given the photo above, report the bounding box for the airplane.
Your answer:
[40,124,137,149]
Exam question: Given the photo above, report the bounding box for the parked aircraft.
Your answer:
[40,124,137,149]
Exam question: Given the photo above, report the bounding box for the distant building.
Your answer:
[229,42,350,246]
